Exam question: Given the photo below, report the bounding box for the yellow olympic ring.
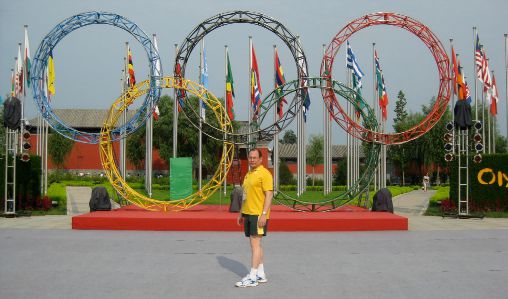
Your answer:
[99,77,234,212]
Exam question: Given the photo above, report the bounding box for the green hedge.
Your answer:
[450,154,508,211]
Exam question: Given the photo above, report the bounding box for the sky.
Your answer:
[1,0,507,145]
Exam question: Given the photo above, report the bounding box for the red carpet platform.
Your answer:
[72,205,407,231]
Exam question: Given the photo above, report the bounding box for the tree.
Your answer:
[389,90,412,185]
[126,127,145,169]
[153,95,225,178]
[420,97,451,184]
[280,129,297,144]
[333,158,346,185]
[306,134,323,186]
[48,130,74,169]
[0,101,5,146]
[279,160,294,185]
[393,90,408,124]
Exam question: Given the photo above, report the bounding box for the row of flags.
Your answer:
[452,33,499,116]
[475,34,498,116]
[347,41,389,121]
[126,39,298,123]
[11,26,54,101]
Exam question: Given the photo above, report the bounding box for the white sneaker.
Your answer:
[235,276,259,287]
[256,274,268,283]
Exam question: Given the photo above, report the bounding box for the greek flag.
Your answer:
[346,41,364,82]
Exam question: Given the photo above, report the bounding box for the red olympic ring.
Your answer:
[321,12,451,145]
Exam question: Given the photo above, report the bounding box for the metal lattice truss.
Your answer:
[321,12,451,145]
[99,77,234,212]
[175,10,308,144]
[31,11,162,144]
[273,77,380,212]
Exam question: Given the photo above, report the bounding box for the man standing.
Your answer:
[235,148,273,288]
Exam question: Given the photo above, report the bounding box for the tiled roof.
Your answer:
[27,109,139,128]
[278,143,365,158]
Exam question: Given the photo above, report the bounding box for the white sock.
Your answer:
[257,264,265,276]
[249,268,257,279]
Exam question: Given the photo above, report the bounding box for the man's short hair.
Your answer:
[249,148,263,158]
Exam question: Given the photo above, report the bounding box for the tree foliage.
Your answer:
[48,131,74,169]
[0,103,4,145]
[333,158,346,185]
[306,134,324,186]
[280,129,297,144]
[126,127,145,169]
[279,159,295,185]
[153,95,226,177]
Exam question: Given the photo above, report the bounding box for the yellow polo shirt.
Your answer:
[241,165,273,218]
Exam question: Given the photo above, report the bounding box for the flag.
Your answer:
[298,61,311,122]
[47,50,55,96]
[490,74,498,116]
[175,62,186,111]
[454,54,472,105]
[200,40,208,121]
[475,34,492,91]
[127,46,136,88]
[24,26,31,92]
[452,47,467,101]
[15,45,23,97]
[10,69,15,97]
[225,50,235,121]
[152,35,161,120]
[451,47,459,94]
[251,43,262,120]
[153,105,160,120]
[374,51,389,120]
[347,41,364,119]
[274,47,287,119]
[346,41,364,80]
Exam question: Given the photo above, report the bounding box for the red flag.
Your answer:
[274,47,286,119]
[251,44,262,120]
[175,62,186,112]
[127,46,136,88]
[225,50,235,121]
[490,74,498,116]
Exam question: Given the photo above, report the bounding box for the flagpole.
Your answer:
[199,38,203,191]
[372,43,377,191]
[450,40,456,157]
[121,42,128,180]
[488,69,492,153]
[173,43,179,158]
[505,33,508,150]
[473,27,478,121]
[322,43,330,195]
[248,36,252,149]
[273,45,279,194]
[224,45,228,196]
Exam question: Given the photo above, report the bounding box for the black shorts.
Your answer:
[242,214,269,237]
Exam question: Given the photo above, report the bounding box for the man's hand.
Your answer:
[237,214,243,226]
[258,214,267,228]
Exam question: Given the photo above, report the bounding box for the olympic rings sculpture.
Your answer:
[175,10,309,145]
[271,78,380,212]
[321,12,450,145]
[99,77,234,211]
[31,11,162,143]
[33,10,452,212]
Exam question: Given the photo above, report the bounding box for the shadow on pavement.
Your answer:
[217,256,248,277]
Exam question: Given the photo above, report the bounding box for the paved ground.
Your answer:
[1,188,508,298]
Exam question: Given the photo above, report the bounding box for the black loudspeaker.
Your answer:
[474,120,482,130]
